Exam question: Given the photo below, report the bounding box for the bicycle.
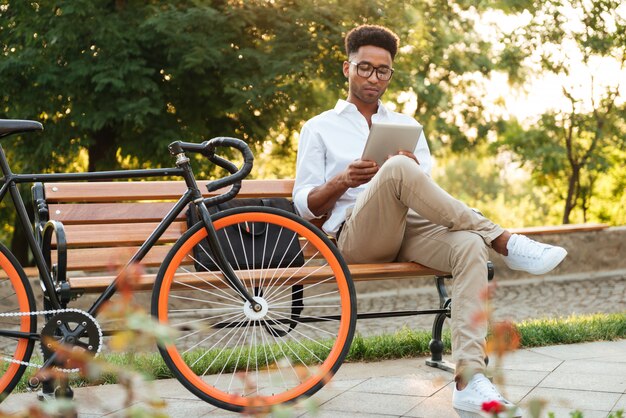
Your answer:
[0,119,357,412]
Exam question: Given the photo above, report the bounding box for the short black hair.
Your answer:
[345,25,400,60]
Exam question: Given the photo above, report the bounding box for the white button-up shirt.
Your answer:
[293,99,433,237]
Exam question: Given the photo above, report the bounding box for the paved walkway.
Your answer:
[1,340,625,417]
[1,273,625,417]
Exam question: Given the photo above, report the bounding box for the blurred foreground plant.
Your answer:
[1,261,321,417]
[477,282,625,418]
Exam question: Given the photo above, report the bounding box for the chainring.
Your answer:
[40,310,102,367]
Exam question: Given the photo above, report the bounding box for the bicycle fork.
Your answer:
[171,145,261,312]
[193,199,263,313]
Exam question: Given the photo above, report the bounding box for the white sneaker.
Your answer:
[502,233,567,275]
[452,373,520,417]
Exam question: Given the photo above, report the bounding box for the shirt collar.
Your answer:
[334,99,390,117]
[333,99,353,114]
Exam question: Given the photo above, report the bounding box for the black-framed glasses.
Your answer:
[348,61,394,81]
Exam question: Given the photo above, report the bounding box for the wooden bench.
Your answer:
[29,178,608,371]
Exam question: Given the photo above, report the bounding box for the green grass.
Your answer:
[345,312,626,361]
[517,313,626,346]
[8,312,625,392]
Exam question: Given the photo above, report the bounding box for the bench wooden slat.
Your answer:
[43,179,294,203]
[55,246,174,271]
[56,240,322,271]
[67,262,446,292]
[48,200,308,225]
[55,222,186,247]
[49,202,180,224]
[510,223,608,235]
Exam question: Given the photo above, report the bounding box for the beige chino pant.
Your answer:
[337,155,505,377]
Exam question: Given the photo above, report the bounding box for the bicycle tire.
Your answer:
[151,207,356,412]
[0,243,37,400]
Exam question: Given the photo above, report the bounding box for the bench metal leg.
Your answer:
[425,311,455,372]
[425,275,455,373]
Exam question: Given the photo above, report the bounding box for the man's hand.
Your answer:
[307,159,378,217]
[340,159,379,188]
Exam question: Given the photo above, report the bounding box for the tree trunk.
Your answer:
[562,166,580,224]
[88,126,118,172]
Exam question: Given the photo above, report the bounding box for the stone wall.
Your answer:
[488,226,626,281]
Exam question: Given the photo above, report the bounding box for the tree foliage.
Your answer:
[494,0,626,224]
[2,0,625,262]
[0,1,366,172]
[1,1,526,170]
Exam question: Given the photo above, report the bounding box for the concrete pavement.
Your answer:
[1,339,625,417]
[2,271,625,417]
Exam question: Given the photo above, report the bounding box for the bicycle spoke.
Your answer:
[183,311,246,356]
[173,309,243,331]
[154,209,355,410]
[168,293,241,308]
[267,310,340,339]
[269,288,340,306]
[173,274,241,304]
[226,318,253,394]
[263,314,329,361]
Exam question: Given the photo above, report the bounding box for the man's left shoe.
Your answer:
[502,233,567,275]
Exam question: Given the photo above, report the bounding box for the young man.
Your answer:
[293,24,567,414]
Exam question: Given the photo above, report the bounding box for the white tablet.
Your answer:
[361,122,423,166]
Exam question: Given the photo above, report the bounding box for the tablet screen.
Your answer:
[361,123,423,166]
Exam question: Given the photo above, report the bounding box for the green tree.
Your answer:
[386,1,536,155]
[0,1,294,260]
[1,0,537,262]
[0,1,342,173]
[494,0,626,224]
[1,0,526,173]
[0,0,357,261]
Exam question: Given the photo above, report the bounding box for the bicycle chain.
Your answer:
[0,308,103,373]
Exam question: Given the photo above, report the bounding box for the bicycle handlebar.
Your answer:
[168,137,254,206]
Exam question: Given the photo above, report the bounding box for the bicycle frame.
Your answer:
[0,141,257,321]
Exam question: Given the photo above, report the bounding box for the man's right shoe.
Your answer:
[452,373,520,417]
[502,233,567,275]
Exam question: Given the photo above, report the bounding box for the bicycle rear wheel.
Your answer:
[0,243,37,400]
[152,207,356,412]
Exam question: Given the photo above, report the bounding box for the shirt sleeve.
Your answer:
[292,122,326,220]
[414,129,433,176]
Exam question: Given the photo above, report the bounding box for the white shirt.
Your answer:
[293,99,433,237]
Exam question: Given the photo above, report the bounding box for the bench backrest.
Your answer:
[33,179,295,274]
[32,178,608,286]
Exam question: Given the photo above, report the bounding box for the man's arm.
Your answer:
[307,159,378,217]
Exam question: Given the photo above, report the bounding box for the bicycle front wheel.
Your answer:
[0,243,37,400]
[152,207,356,412]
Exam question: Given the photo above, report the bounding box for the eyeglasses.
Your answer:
[348,61,394,81]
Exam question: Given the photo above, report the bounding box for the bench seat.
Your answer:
[66,263,448,292]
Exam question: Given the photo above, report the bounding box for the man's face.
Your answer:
[343,45,393,106]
